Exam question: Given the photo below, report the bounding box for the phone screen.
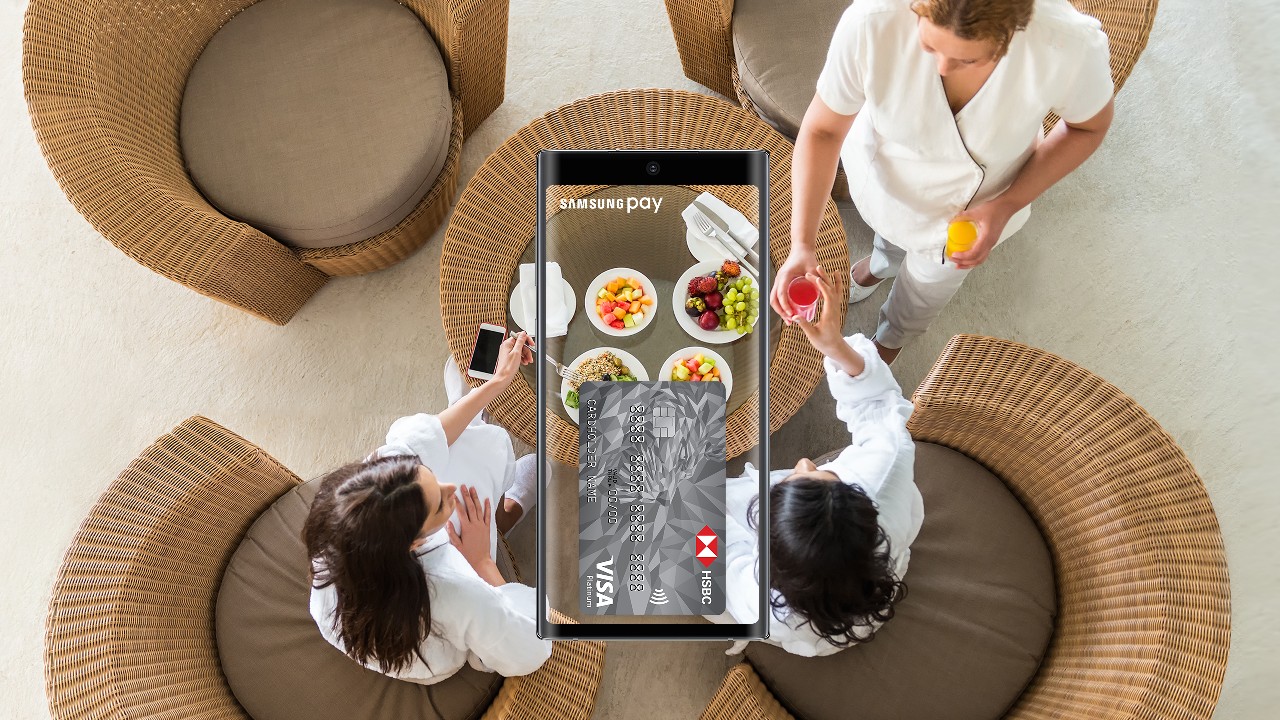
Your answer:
[535,151,770,641]
[469,326,506,375]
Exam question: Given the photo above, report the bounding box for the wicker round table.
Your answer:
[441,89,848,464]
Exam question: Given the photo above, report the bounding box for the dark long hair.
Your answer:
[750,476,907,646]
[302,454,434,674]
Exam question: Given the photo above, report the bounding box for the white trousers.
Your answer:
[868,234,973,349]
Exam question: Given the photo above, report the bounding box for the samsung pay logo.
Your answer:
[559,196,663,214]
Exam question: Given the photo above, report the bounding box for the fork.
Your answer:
[531,344,585,387]
[694,214,760,276]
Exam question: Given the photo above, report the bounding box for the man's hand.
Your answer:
[947,198,1017,269]
[769,247,819,323]
[489,331,533,388]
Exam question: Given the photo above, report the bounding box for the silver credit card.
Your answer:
[578,381,726,615]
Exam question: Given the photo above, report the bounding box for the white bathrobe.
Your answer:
[716,334,924,656]
[310,412,552,683]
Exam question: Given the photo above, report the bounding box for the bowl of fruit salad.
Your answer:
[561,347,646,424]
[673,260,761,344]
[585,268,657,337]
[662,346,733,398]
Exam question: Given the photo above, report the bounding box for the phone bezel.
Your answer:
[467,323,508,380]
[535,150,770,641]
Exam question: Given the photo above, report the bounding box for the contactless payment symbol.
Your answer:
[695,525,718,567]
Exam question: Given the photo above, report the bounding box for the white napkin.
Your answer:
[693,192,759,248]
[519,262,569,337]
[682,193,760,266]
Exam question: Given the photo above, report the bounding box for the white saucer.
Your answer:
[509,277,576,335]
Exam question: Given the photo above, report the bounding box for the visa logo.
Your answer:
[594,555,616,607]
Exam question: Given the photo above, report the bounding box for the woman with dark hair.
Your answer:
[305,331,552,682]
[771,0,1115,364]
[718,269,923,656]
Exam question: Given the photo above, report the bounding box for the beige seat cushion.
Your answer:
[745,442,1056,720]
[216,477,520,720]
[181,0,452,249]
[732,0,849,138]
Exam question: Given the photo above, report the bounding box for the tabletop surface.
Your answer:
[439,89,849,466]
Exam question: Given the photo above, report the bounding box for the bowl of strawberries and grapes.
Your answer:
[671,259,761,344]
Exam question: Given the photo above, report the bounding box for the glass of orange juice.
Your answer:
[946,219,978,263]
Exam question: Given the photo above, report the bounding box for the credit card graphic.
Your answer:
[578,381,726,615]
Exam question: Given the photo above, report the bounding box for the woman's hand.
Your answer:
[794,268,866,378]
[489,331,534,388]
[447,485,504,586]
[770,247,819,323]
[947,198,1016,269]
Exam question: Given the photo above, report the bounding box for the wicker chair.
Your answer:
[44,416,606,720]
[701,335,1231,720]
[22,0,510,325]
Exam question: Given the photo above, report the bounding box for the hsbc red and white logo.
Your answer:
[695,525,718,567]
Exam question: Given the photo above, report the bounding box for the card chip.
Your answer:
[652,405,675,439]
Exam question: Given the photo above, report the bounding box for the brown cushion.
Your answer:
[745,442,1056,720]
[732,0,849,138]
[181,0,452,249]
[216,477,519,720]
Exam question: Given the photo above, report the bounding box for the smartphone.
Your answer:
[467,323,508,380]
[535,150,770,641]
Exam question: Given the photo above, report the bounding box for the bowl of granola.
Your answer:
[560,347,648,423]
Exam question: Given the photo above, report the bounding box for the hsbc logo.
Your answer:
[695,525,718,567]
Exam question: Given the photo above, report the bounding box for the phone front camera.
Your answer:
[645,161,660,176]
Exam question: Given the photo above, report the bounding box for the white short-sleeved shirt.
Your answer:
[309,413,552,684]
[816,0,1114,256]
[712,334,924,657]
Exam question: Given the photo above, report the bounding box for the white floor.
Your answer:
[1,0,1276,718]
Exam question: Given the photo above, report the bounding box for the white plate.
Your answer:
[583,267,658,337]
[560,347,648,424]
[671,262,760,344]
[509,277,577,335]
[660,346,733,398]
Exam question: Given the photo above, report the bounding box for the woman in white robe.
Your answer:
[306,332,551,683]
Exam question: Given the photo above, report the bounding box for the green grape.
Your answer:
[735,301,747,311]
[725,317,737,329]
[737,324,748,334]
[750,289,760,299]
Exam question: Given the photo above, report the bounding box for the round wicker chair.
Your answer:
[700,334,1231,720]
[44,416,606,720]
[22,0,511,325]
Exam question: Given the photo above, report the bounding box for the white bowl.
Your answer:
[560,347,648,424]
[671,262,760,344]
[583,267,658,337]
[660,346,733,398]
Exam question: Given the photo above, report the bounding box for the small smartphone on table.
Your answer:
[467,323,508,380]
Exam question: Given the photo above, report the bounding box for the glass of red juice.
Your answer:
[787,277,820,321]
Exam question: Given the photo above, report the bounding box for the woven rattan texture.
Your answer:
[697,335,1230,720]
[22,0,509,323]
[441,88,848,465]
[664,0,1158,137]
[44,416,607,720]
